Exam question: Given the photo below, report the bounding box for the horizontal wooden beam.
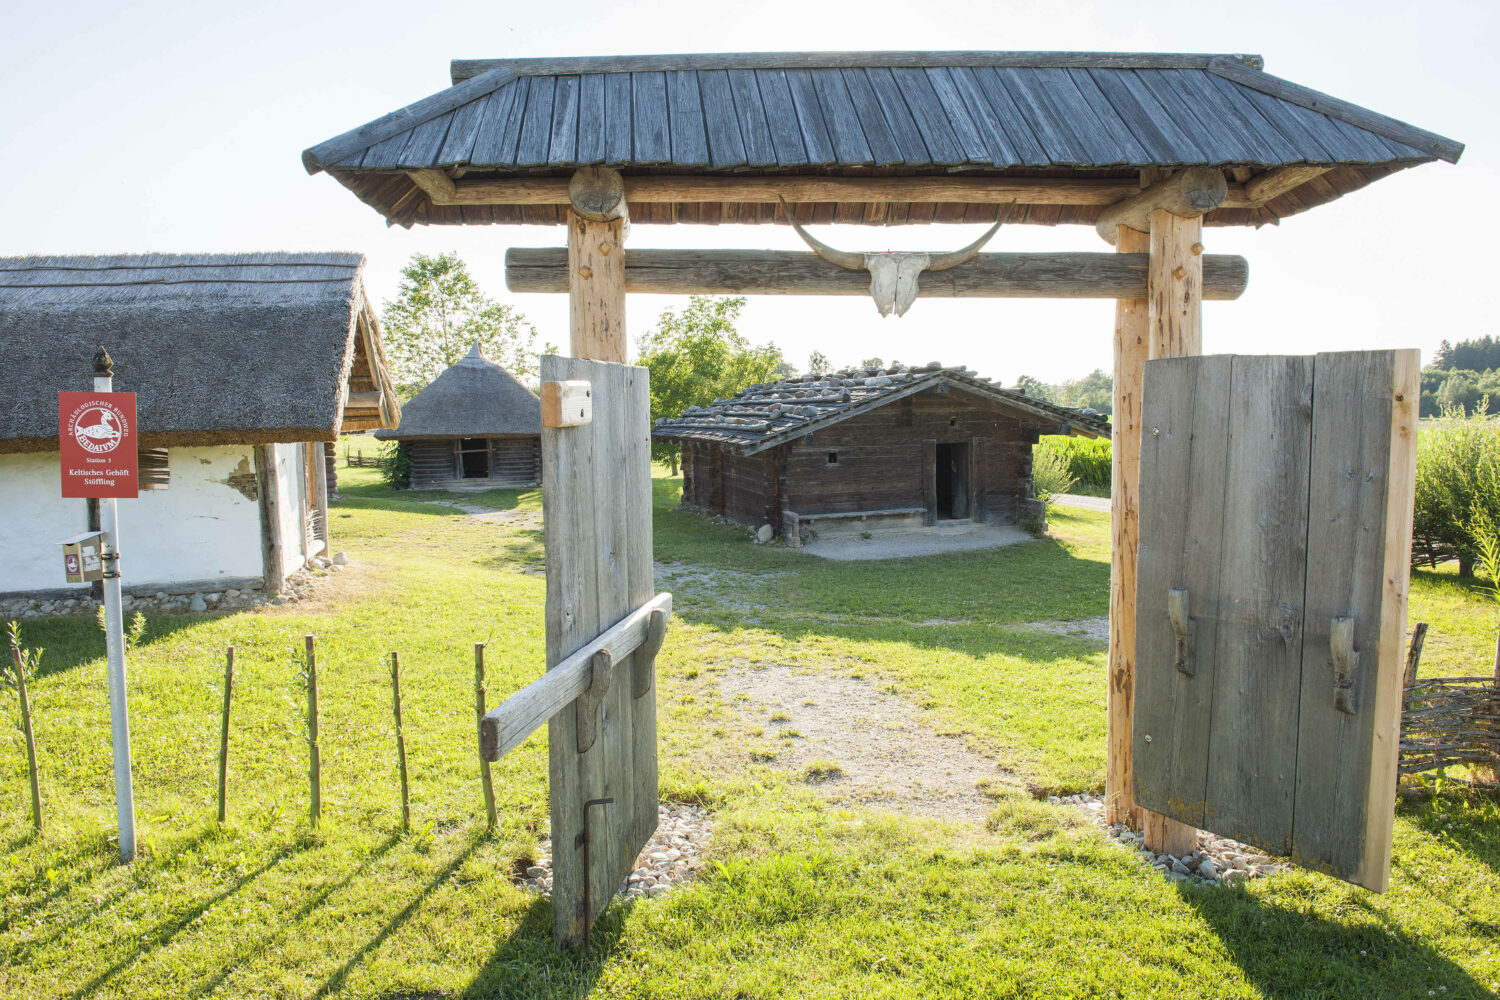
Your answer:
[410,170,1257,210]
[1095,167,1229,244]
[479,592,673,761]
[1243,165,1330,206]
[505,248,1250,300]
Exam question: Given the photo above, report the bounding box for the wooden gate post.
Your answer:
[1106,168,1203,856]
[1106,225,1149,829]
[1138,198,1203,857]
[568,167,628,363]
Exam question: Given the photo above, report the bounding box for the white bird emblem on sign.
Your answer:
[779,198,1013,317]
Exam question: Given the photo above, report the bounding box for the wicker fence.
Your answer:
[344,445,388,469]
[1400,623,1500,784]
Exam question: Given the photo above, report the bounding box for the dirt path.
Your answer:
[718,663,1017,822]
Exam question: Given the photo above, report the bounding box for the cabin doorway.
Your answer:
[458,437,490,479]
[935,442,969,520]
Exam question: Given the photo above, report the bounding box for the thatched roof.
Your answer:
[653,363,1109,454]
[302,51,1462,229]
[374,342,540,440]
[0,252,400,455]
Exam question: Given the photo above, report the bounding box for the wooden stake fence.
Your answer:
[9,642,42,834]
[390,651,410,831]
[218,646,233,823]
[475,643,496,830]
[305,635,321,829]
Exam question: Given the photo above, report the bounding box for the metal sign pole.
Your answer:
[93,348,136,862]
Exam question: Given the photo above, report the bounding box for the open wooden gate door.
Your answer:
[541,355,658,944]
[1132,350,1418,891]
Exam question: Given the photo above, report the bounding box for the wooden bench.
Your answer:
[781,507,928,548]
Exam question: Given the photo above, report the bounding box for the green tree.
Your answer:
[381,252,551,397]
[1436,371,1481,414]
[1053,368,1113,413]
[1413,404,1500,575]
[808,351,830,375]
[858,357,886,370]
[1012,374,1052,400]
[636,296,789,474]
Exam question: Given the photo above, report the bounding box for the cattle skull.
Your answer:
[779,199,1013,317]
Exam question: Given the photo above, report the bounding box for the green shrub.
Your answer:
[381,440,412,489]
[1412,405,1500,575]
[1030,445,1076,500]
[1034,436,1110,497]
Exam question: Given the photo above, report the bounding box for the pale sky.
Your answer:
[1,0,1491,384]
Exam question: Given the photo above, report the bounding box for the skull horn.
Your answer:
[926,201,1015,271]
[777,197,865,271]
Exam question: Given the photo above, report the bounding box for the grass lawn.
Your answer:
[0,465,1496,998]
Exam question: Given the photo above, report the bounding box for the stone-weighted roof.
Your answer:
[652,362,1109,454]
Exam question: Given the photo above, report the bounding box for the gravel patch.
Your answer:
[515,802,713,899]
[1051,793,1288,885]
[1017,617,1110,644]
[719,663,1017,821]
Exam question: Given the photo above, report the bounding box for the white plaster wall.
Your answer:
[0,446,263,595]
[133,446,263,585]
[0,453,90,593]
[272,442,310,578]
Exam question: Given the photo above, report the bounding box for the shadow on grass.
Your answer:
[1186,889,1491,999]
[8,613,203,679]
[67,835,310,1000]
[190,831,402,997]
[0,828,145,941]
[458,894,629,1000]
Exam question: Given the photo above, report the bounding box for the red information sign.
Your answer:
[59,392,139,498]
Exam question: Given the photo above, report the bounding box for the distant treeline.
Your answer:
[1422,336,1500,417]
[1012,368,1112,414]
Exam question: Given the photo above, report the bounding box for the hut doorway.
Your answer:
[935,442,970,520]
[458,438,490,479]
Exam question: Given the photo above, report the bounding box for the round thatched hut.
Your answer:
[375,342,541,489]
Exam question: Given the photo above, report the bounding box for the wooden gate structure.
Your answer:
[303,50,1463,938]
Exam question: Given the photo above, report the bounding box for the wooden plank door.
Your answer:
[1293,351,1419,890]
[1133,350,1417,890]
[542,355,656,945]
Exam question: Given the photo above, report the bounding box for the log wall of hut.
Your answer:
[681,388,1050,533]
[406,436,541,489]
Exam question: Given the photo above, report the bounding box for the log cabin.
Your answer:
[0,252,399,598]
[373,342,541,489]
[653,363,1108,545]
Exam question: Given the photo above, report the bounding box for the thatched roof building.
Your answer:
[375,342,541,489]
[0,252,399,454]
[0,252,400,599]
[376,341,539,439]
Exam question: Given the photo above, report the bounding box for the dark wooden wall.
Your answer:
[679,386,1053,532]
[407,436,541,489]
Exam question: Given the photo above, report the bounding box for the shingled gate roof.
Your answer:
[651,363,1110,454]
[0,253,399,455]
[302,51,1462,229]
[374,341,541,440]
